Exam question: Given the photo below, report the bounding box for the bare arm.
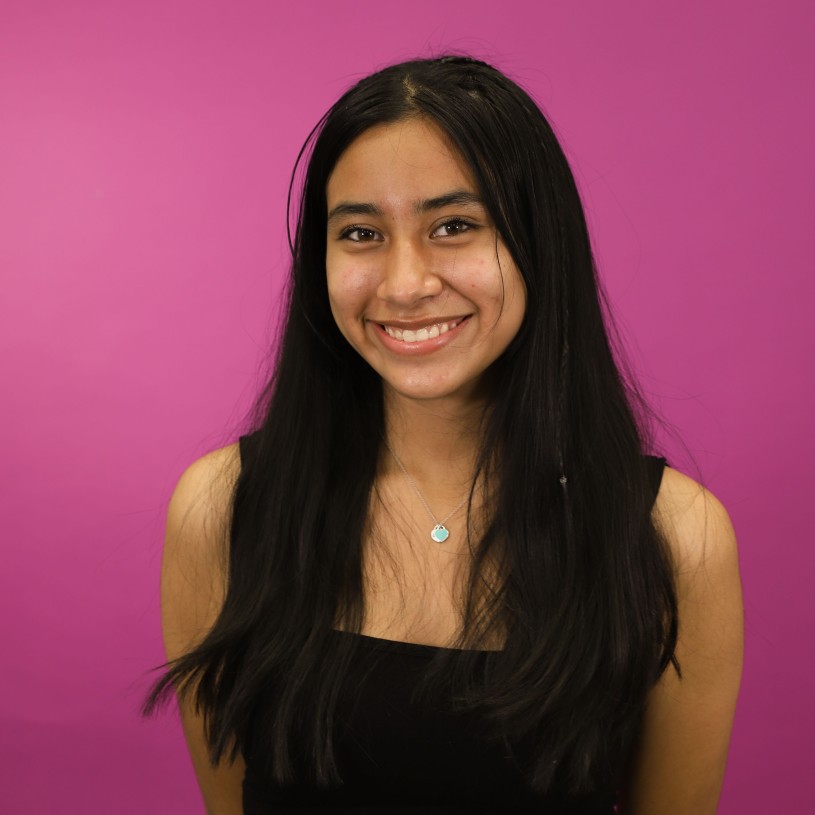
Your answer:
[624,466,744,814]
[161,444,246,815]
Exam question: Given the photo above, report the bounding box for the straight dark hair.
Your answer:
[144,55,680,797]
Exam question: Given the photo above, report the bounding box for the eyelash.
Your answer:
[338,218,476,242]
[433,218,475,238]
[339,225,380,242]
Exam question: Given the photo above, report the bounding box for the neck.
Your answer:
[382,387,487,489]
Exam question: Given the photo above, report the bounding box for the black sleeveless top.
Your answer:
[237,434,669,814]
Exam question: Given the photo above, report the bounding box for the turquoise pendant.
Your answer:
[431,524,450,543]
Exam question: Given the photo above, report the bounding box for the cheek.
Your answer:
[459,263,510,309]
[503,282,527,340]
[494,248,527,318]
[505,272,527,317]
[326,264,373,330]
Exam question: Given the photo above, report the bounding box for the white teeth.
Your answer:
[382,318,462,342]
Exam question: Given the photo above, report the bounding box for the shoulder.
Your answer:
[161,443,242,656]
[161,443,248,813]
[652,463,743,687]
[652,464,740,583]
[624,463,743,812]
[170,442,242,510]
[166,443,242,552]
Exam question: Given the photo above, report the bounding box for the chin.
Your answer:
[382,375,482,405]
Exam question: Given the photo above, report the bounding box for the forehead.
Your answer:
[326,118,477,208]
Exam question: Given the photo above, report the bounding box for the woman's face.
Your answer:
[325,117,526,405]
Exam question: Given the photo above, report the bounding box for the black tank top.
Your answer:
[237,434,668,813]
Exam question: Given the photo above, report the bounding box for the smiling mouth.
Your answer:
[378,317,468,343]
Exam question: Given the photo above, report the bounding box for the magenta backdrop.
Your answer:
[1,1,812,812]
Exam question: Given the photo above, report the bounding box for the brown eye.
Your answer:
[430,219,474,238]
[340,226,382,242]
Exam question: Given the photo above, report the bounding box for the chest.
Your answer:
[345,487,504,649]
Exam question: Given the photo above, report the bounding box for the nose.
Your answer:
[376,238,443,307]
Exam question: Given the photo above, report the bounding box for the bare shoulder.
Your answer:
[162,442,242,656]
[164,443,242,572]
[161,442,246,815]
[167,443,242,550]
[625,464,744,814]
[652,464,740,580]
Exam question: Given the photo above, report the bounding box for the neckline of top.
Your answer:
[330,628,502,656]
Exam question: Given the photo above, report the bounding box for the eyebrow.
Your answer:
[326,190,484,224]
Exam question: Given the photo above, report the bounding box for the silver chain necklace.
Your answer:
[383,440,471,543]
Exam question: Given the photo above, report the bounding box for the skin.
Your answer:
[325,119,526,406]
[624,469,743,812]
[161,117,743,814]
[161,445,245,815]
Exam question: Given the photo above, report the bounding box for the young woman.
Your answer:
[145,56,743,814]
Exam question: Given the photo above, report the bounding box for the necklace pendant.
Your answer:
[431,524,450,543]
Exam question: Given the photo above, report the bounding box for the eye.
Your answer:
[339,225,383,242]
[430,219,475,238]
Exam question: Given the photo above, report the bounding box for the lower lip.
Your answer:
[371,317,471,356]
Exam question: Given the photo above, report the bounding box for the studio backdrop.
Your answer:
[1,1,812,813]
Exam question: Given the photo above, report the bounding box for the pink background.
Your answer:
[1,1,812,812]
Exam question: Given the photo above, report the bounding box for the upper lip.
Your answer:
[371,315,470,330]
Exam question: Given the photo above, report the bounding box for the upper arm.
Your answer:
[624,466,744,815]
[161,443,246,815]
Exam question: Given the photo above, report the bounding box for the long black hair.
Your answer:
[144,55,680,797]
